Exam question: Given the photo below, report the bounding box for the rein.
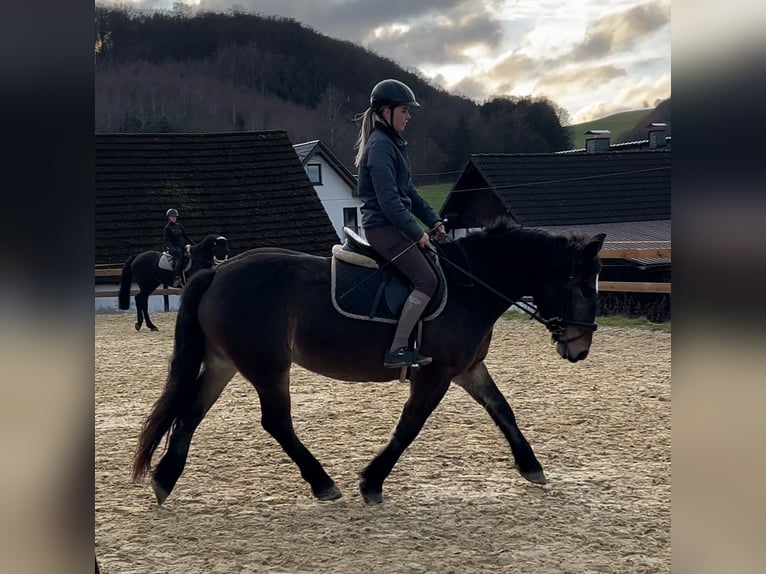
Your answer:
[429,239,597,343]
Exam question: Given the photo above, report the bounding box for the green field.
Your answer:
[418,183,453,212]
[568,109,652,149]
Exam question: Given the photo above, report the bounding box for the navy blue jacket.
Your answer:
[357,123,441,242]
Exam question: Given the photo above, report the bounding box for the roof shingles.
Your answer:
[95,131,340,264]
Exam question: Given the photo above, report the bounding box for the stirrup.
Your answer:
[384,347,432,368]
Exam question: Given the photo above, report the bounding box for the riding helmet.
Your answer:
[370,79,421,109]
[166,208,179,217]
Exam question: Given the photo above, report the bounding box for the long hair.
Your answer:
[354,107,382,168]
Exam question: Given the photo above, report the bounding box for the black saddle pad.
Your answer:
[331,252,447,323]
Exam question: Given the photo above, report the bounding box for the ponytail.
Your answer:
[353,107,379,168]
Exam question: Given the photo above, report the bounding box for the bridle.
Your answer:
[213,236,229,266]
[429,236,598,344]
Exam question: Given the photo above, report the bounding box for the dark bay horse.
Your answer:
[118,234,229,331]
[133,221,605,504]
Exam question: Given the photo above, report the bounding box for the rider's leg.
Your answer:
[365,226,438,367]
[171,248,184,286]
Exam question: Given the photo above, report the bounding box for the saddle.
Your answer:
[331,228,447,323]
[158,245,192,272]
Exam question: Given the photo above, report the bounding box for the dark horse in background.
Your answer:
[133,220,605,504]
[118,234,229,331]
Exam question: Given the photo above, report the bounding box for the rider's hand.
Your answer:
[417,233,431,248]
[432,221,447,238]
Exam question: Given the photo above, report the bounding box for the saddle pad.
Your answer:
[331,255,447,324]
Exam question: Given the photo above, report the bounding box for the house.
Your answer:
[440,125,671,320]
[95,130,340,266]
[293,140,361,240]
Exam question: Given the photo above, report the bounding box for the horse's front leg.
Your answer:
[359,371,451,504]
[453,361,546,484]
[137,291,158,331]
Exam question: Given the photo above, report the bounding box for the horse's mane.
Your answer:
[447,217,592,272]
[197,234,220,247]
[456,217,588,248]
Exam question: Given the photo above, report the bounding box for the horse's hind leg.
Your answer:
[133,293,143,331]
[151,355,237,504]
[245,369,341,501]
[360,372,451,504]
[453,361,546,484]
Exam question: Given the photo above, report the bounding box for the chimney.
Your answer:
[585,129,611,152]
[648,123,667,149]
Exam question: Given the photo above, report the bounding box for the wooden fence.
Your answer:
[95,265,180,298]
[95,248,671,297]
[598,248,671,294]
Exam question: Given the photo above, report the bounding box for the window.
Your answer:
[343,207,359,235]
[306,163,322,185]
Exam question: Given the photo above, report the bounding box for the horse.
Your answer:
[132,220,605,505]
[118,234,229,331]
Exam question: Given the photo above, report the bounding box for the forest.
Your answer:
[95,6,573,181]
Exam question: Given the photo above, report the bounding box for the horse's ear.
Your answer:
[584,233,606,260]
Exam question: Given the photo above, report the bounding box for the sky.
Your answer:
[119,0,671,123]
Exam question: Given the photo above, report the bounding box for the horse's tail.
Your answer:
[132,268,216,482]
[118,255,137,310]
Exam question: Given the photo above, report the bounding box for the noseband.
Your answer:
[513,298,597,343]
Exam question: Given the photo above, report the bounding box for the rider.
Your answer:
[164,208,194,287]
[354,78,447,368]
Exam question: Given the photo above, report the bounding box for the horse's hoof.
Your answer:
[151,479,170,505]
[135,323,141,331]
[315,483,342,501]
[149,326,158,332]
[359,482,384,504]
[520,469,547,485]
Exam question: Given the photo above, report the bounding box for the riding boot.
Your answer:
[383,289,432,368]
[172,259,184,287]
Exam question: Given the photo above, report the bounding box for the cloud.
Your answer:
[569,72,670,123]
[450,75,493,100]
[538,64,628,91]
[570,0,671,62]
[367,11,505,68]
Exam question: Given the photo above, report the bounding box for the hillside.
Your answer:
[95,7,573,180]
[568,110,653,149]
[616,99,671,143]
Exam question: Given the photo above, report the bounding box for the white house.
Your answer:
[294,140,362,240]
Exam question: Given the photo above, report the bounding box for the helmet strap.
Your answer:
[378,105,395,130]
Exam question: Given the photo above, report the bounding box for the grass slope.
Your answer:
[418,183,453,212]
[568,109,652,149]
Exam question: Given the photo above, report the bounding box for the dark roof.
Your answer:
[95,131,340,264]
[293,140,358,189]
[539,220,671,265]
[443,148,670,227]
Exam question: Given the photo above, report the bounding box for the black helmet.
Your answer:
[370,79,421,109]
[166,208,179,217]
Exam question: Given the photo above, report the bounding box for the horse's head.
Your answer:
[213,236,229,265]
[533,232,606,363]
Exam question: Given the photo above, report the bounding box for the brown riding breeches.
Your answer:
[364,225,438,297]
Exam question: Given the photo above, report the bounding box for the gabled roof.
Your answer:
[443,149,670,227]
[293,139,358,189]
[539,220,671,266]
[95,131,339,264]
